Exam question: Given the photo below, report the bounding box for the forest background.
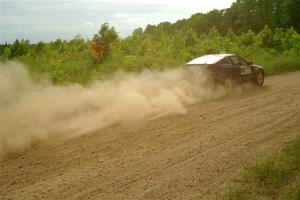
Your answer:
[1,0,300,84]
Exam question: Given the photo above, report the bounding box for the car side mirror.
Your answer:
[248,61,253,65]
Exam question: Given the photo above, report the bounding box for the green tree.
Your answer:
[93,23,119,58]
[284,27,300,52]
[239,30,256,46]
[51,39,63,49]
[226,28,238,41]
[132,27,143,36]
[257,26,274,48]
[285,0,300,32]
[35,41,46,54]
[0,47,11,61]
[184,28,198,47]
[222,2,243,34]
[10,39,30,58]
[272,28,285,50]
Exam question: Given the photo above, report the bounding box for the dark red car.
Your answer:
[184,54,265,86]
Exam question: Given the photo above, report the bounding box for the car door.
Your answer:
[229,56,251,76]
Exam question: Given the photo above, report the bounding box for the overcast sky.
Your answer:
[0,0,235,43]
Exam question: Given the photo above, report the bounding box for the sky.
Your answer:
[0,0,235,43]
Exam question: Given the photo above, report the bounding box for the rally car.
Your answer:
[183,54,264,86]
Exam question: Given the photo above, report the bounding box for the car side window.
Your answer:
[219,58,232,65]
[239,57,248,65]
[230,56,242,66]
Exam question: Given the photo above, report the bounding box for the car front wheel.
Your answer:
[253,69,264,87]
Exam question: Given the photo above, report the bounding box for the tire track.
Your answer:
[1,71,300,200]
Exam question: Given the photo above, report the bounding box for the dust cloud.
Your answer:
[0,62,241,153]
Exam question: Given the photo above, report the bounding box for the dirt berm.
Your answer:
[1,71,300,200]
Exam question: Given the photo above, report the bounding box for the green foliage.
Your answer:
[257,26,276,48]
[246,160,292,192]
[283,186,300,200]
[223,140,300,199]
[238,30,256,46]
[223,188,248,200]
[284,0,300,32]
[0,47,11,61]
[35,41,46,54]
[255,50,300,75]
[93,23,119,58]
[132,27,143,36]
[226,29,238,42]
[249,140,300,191]
[1,0,300,85]
[147,0,300,36]
[9,39,30,58]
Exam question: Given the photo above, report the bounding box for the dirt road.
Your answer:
[1,72,300,200]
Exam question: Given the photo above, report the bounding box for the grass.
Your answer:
[254,50,300,75]
[282,186,300,200]
[223,187,248,200]
[223,140,300,200]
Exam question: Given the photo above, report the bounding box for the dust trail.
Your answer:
[0,62,241,153]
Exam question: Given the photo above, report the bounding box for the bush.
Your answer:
[2,24,300,85]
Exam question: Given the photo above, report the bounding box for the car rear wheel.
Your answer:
[254,69,264,87]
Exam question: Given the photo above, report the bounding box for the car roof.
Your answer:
[186,54,235,65]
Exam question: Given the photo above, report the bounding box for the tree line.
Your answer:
[0,0,300,84]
